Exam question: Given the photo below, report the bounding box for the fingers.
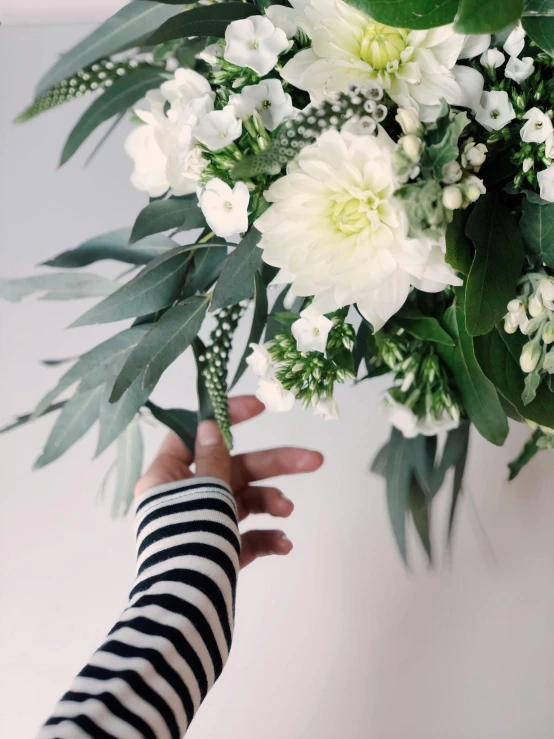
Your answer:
[231,447,324,490]
[240,529,293,569]
[228,395,265,425]
[135,432,193,498]
[235,486,294,522]
[194,420,232,485]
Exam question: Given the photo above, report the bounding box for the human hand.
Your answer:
[135,395,324,568]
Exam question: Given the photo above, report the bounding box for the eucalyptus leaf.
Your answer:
[445,210,473,275]
[71,244,193,327]
[111,296,209,401]
[0,273,116,302]
[43,229,175,269]
[112,418,143,517]
[130,196,205,244]
[146,3,260,45]
[96,375,152,456]
[60,67,165,165]
[0,401,66,434]
[385,428,415,564]
[370,440,390,477]
[508,428,542,481]
[520,195,554,269]
[455,0,523,33]
[438,306,509,446]
[182,245,229,297]
[447,421,470,542]
[230,271,268,389]
[147,401,198,450]
[34,385,104,468]
[430,422,470,495]
[464,194,524,336]
[408,477,432,563]
[343,0,458,28]
[211,228,263,310]
[36,1,182,95]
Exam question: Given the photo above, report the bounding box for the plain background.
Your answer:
[1,19,554,739]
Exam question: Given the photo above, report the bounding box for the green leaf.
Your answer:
[36,1,183,95]
[455,0,523,33]
[421,104,469,180]
[385,428,415,564]
[146,3,260,44]
[71,245,193,327]
[520,195,554,269]
[445,210,473,275]
[112,418,143,517]
[130,196,205,244]
[0,273,116,302]
[111,296,209,401]
[146,401,197,450]
[32,326,149,418]
[408,476,432,563]
[0,401,66,434]
[182,245,229,297]
[523,1,554,55]
[395,311,455,346]
[522,370,541,405]
[230,271,268,389]
[430,422,470,495]
[343,0,458,28]
[474,327,554,428]
[43,229,174,269]
[438,306,509,446]
[211,228,263,310]
[370,440,390,477]
[192,337,215,422]
[60,67,165,165]
[96,376,152,456]
[464,194,524,336]
[508,428,543,481]
[447,421,470,542]
[34,385,104,468]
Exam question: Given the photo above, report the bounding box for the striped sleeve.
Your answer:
[38,477,240,739]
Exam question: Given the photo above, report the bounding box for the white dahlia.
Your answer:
[256,129,462,330]
[281,0,484,121]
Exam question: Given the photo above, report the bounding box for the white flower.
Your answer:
[382,396,459,438]
[461,140,487,171]
[461,174,486,203]
[475,90,516,131]
[125,70,215,196]
[395,107,422,136]
[224,16,289,75]
[459,34,491,59]
[523,157,534,173]
[442,160,463,183]
[505,55,534,84]
[230,79,294,131]
[520,341,541,373]
[280,0,484,121]
[256,129,461,331]
[265,4,299,38]
[313,397,340,421]
[521,108,553,144]
[246,342,272,377]
[256,378,296,412]
[399,134,424,161]
[198,178,249,238]
[480,48,505,69]
[538,164,554,202]
[504,299,529,334]
[442,185,463,210]
[538,277,554,311]
[291,306,333,353]
[193,106,242,151]
[196,42,224,66]
[504,23,526,58]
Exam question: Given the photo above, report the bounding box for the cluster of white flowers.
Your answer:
[382,395,460,438]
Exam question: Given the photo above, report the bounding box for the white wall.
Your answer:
[1,23,554,739]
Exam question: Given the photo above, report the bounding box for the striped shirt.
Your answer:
[38,477,240,739]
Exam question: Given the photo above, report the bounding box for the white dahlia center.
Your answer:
[359,22,408,70]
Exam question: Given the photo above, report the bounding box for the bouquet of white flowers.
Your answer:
[3,0,554,562]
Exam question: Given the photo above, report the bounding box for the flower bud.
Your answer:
[399,134,424,161]
[395,107,422,136]
[442,185,463,210]
[543,322,554,345]
[480,48,505,69]
[507,298,522,313]
[442,160,463,183]
[544,350,554,374]
[528,293,544,318]
[462,175,486,203]
[523,157,534,173]
[520,341,541,373]
[466,144,487,170]
[538,277,554,309]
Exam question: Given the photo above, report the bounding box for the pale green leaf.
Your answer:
[211,228,263,310]
[0,273,116,302]
[130,196,205,244]
[147,401,197,450]
[96,376,152,456]
[112,418,143,517]
[146,3,260,44]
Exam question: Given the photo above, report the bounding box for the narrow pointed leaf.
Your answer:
[0,273,116,302]
[211,228,263,310]
[182,245,229,297]
[445,210,473,275]
[408,477,432,563]
[96,376,152,456]
[112,419,143,517]
[395,312,455,346]
[111,296,209,401]
[230,271,268,389]
[60,67,165,166]
[447,422,470,543]
[147,401,197,450]
[71,245,193,327]
[1,401,66,434]
[146,3,260,45]
[385,428,414,564]
[34,386,104,468]
[130,196,205,244]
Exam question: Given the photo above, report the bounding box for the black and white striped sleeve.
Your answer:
[38,477,240,739]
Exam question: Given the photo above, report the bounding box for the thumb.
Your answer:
[194,420,232,485]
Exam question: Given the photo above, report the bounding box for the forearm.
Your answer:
[38,477,240,739]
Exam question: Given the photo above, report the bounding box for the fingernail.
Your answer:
[197,420,222,447]
[280,533,293,548]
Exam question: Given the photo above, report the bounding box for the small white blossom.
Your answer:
[382,396,458,438]
[520,341,541,373]
[230,79,294,131]
[543,324,554,345]
[399,134,424,162]
[523,157,534,173]
[462,140,487,171]
[461,174,486,203]
[538,277,554,311]
[193,106,242,151]
[442,160,463,183]
[196,42,224,66]
[475,90,516,131]
[504,23,526,58]
[198,178,249,238]
[442,185,463,210]
[395,107,422,136]
[505,298,529,334]
[224,16,288,76]
[529,293,544,318]
[521,108,554,144]
[265,4,299,38]
[538,164,554,202]
[291,306,333,353]
[246,342,272,378]
[480,48,505,69]
[505,55,535,84]
[256,378,296,412]
[313,397,340,421]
